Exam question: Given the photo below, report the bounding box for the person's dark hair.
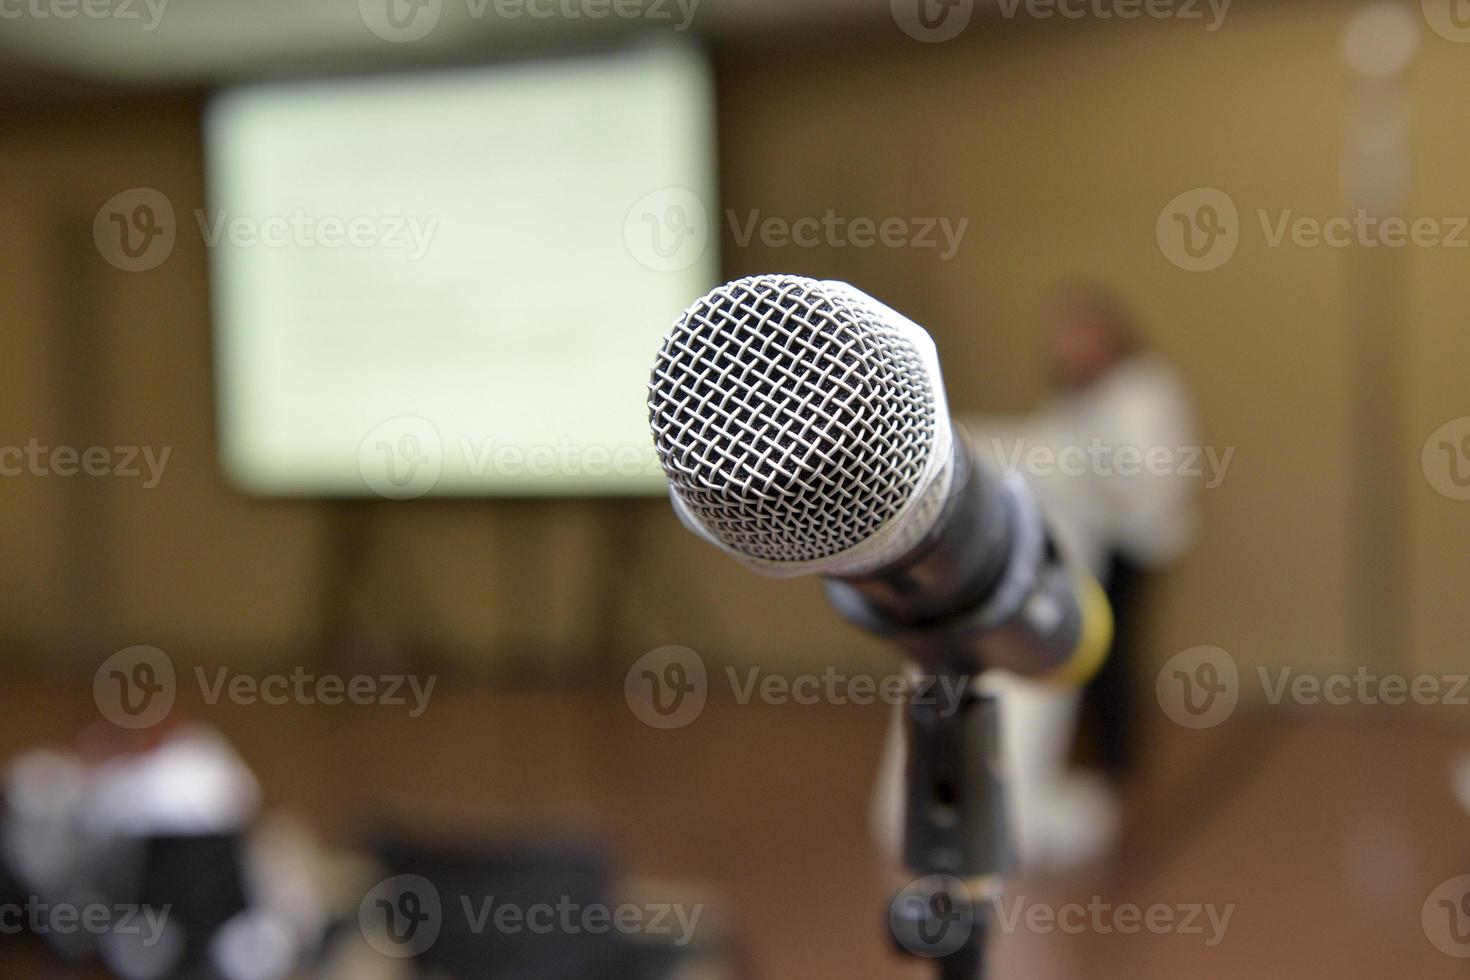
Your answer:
[1050,281,1142,359]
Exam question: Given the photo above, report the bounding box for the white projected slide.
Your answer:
[206,43,717,497]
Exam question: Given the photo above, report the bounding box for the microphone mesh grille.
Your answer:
[648,274,937,564]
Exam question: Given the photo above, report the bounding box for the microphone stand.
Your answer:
[891,673,1012,980]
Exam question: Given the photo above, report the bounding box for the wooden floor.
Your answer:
[0,682,1467,978]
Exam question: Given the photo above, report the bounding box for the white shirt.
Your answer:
[963,353,1199,582]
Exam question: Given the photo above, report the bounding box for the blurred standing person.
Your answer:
[1027,283,1200,782]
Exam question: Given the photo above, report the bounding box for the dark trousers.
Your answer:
[1085,551,1148,779]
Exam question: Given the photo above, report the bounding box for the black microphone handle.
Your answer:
[824,437,1107,682]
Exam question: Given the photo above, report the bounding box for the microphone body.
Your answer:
[823,435,1111,684]
[648,274,1110,684]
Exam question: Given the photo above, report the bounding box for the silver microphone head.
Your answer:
[648,274,954,577]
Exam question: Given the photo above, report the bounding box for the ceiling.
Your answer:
[0,0,892,90]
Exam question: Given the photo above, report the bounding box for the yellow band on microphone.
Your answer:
[1038,571,1113,688]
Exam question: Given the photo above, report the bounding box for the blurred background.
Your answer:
[1,0,1469,977]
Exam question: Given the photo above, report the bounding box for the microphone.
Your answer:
[647,274,1111,684]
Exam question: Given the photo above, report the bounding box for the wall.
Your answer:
[0,1,1463,696]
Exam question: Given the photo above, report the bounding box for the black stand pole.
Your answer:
[890,673,1012,980]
